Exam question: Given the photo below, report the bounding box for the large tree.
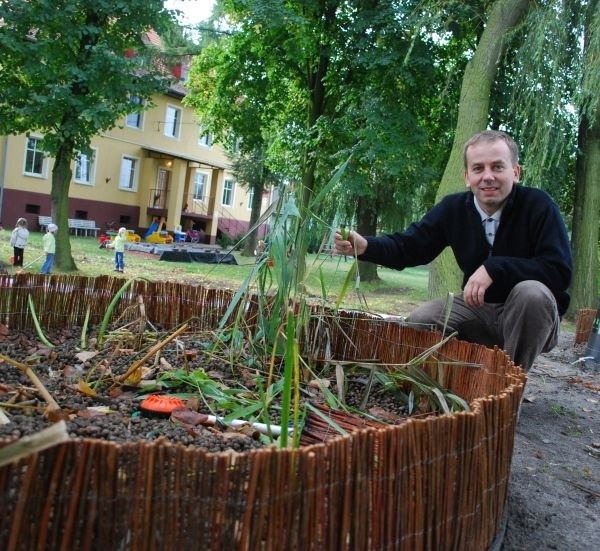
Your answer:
[230,148,281,257]
[502,0,599,316]
[567,0,600,315]
[0,0,173,270]
[188,0,454,283]
[187,0,356,281]
[327,1,462,282]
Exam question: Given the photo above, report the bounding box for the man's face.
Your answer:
[464,139,520,215]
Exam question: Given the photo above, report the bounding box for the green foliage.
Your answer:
[27,294,55,349]
[0,0,174,157]
[505,1,583,197]
[186,1,455,253]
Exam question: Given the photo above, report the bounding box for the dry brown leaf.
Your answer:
[308,378,331,390]
[77,406,112,418]
[222,430,254,441]
[46,409,71,422]
[124,368,142,386]
[0,383,17,396]
[186,396,201,411]
[75,351,99,363]
[171,408,209,427]
[77,380,98,397]
[206,370,225,379]
[159,357,173,370]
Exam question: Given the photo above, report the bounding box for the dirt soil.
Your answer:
[0,326,598,550]
[501,331,600,551]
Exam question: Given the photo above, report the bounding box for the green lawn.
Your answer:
[1,231,429,315]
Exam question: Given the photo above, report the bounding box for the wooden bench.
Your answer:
[38,216,100,237]
[68,219,100,237]
[38,215,53,232]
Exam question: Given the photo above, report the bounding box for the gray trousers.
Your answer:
[406,280,560,371]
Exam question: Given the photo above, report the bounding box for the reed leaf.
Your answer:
[309,156,351,209]
[278,310,297,448]
[27,294,54,348]
[80,306,91,350]
[334,261,357,309]
[97,277,151,345]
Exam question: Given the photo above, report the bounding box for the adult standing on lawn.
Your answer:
[40,223,58,275]
[10,217,29,267]
[333,130,572,371]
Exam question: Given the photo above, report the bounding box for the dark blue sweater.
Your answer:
[360,185,572,315]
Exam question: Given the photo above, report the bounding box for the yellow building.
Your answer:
[0,73,270,245]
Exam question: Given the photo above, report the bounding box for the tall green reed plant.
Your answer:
[213,159,353,447]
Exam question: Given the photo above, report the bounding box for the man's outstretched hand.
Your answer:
[333,229,368,257]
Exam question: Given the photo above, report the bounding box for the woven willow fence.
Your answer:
[0,274,525,550]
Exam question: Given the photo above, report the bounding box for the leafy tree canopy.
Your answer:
[0,0,175,157]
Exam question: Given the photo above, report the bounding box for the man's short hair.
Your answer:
[463,130,520,168]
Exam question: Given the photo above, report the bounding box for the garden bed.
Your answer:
[0,274,525,550]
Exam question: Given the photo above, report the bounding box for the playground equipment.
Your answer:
[146,230,174,245]
[144,217,174,245]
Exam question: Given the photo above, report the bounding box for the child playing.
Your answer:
[107,227,127,272]
[40,223,58,275]
[10,218,29,267]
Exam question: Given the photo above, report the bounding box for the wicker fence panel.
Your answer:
[0,274,525,550]
[0,389,522,551]
[0,274,237,331]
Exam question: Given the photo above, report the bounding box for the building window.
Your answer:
[193,171,208,200]
[222,179,234,207]
[74,150,96,185]
[126,96,143,129]
[24,137,45,176]
[164,105,181,138]
[247,188,254,209]
[198,128,212,147]
[119,155,139,191]
[25,204,40,215]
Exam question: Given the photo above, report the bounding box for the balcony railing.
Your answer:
[183,194,210,216]
[149,188,169,209]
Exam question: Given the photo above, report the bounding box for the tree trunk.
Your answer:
[568,117,600,316]
[51,144,77,271]
[567,0,600,317]
[242,181,266,257]
[356,194,380,283]
[428,0,532,299]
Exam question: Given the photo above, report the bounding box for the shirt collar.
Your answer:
[473,199,503,222]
